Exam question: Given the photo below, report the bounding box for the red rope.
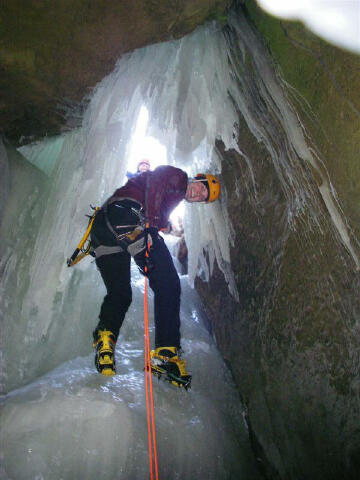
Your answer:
[144,236,159,480]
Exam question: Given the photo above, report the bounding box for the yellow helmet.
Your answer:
[194,174,221,203]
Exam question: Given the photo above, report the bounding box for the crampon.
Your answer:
[93,329,116,376]
[149,347,192,390]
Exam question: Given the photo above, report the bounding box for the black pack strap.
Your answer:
[103,202,121,242]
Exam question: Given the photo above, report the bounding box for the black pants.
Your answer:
[92,206,181,348]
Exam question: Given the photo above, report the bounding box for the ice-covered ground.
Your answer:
[0,250,260,480]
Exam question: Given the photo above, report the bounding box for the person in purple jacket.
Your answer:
[90,164,221,387]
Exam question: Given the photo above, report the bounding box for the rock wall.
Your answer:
[195,3,360,479]
[244,0,360,240]
[0,0,230,144]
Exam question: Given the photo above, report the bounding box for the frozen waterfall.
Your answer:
[0,10,259,479]
[1,4,359,479]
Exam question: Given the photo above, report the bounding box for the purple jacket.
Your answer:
[107,165,188,229]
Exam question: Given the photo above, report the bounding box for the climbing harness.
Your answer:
[67,201,147,265]
[67,206,99,267]
[102,199,145,245]
[143,226,159,480]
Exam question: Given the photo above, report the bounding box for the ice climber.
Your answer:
[126,158,151,179]
[90,164,221,387]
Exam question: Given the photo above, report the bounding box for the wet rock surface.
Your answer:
[195,6,360,478]
[196,131,360,480]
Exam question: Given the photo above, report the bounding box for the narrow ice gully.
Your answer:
[0,260,260,479]
[1,7,359,479]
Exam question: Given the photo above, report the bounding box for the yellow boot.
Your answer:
[93,329,116,376]
[150,347,191,389]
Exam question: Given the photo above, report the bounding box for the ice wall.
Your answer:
[0,262,261,480]
[0,145,50,391]
[18,135,65,177]
[1,5,358,395]
[1,18,239,392]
